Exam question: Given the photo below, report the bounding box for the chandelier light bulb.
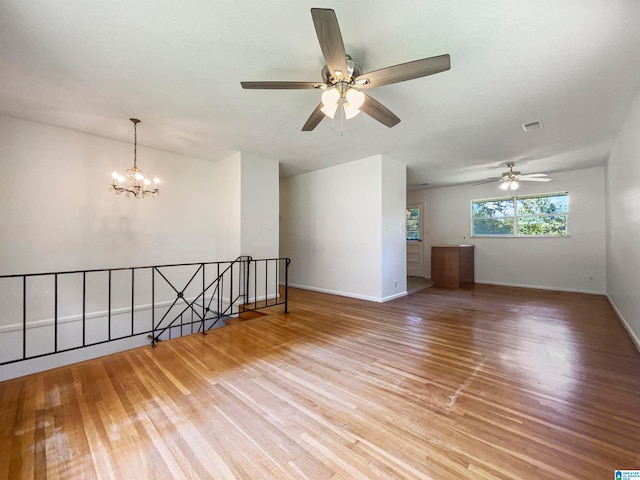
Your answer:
[510,181,519,190]
[153,177,160,184]
[500,181,509,190]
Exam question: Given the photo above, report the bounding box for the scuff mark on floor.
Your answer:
[446,358,486,408]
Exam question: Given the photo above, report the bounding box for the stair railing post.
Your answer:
[285,258,290,313]
[152,267,156,347]
[202,263,206,332]
[245,257,251,306]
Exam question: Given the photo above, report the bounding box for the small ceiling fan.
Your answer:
[473,162,551,190]
[241,8,450,131]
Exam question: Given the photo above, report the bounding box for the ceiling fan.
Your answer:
[240,8,450,131]
[473,162,551,190]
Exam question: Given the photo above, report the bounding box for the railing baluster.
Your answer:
[82,272,86,347]
[273,260,280,305]
[108,270,112,341]
[217,263,220,306]
[151,268,156,347]
[245,258,250,305]
[285,258,290,313]
[54,274,58,353]
[202,263,206,332]
[254,260,257,310]
[265,260,268,307]
[22,276,26,360]
[131,269,135,336]
[217,262,221,322]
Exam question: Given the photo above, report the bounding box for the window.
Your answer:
[472,192,568,237]
[406,205,421,240]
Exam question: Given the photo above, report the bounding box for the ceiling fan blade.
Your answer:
[519,177,551,182]
[519,173,548,178]
[472,179,499,186]
[302,104,325,131]
[360,93,401,128]
[311,8,348,81]
[355,54,450,88]
[241,81,325,90]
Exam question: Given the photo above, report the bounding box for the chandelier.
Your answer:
[110,118,160,199]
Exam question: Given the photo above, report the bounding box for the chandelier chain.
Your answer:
[133,120,137,168]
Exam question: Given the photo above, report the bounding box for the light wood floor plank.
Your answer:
[1,284,639,479]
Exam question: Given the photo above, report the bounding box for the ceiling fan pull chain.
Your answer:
[340,98,344,136]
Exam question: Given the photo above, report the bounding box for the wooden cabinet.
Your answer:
[431,245,475,288]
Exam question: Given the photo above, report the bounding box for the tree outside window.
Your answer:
[472,193,568,236]
[406,207,421,240]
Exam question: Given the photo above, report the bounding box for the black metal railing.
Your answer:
[0,257,290,366]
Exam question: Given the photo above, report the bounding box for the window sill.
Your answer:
[471,235,571,238]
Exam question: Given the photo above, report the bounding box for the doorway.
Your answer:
[406,204,424,277]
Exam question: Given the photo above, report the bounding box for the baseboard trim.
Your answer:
[381,291,408,302]
[288,283,393,303]
[475,280,605,296]
[0,334,150,382]
[606,295,640,353]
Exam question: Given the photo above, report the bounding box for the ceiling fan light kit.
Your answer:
[241,8,451,131]
[500,180,519,190]
[320,84,365,120]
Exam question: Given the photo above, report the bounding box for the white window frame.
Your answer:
[471,192,569,238]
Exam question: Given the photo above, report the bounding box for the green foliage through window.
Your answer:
[472,193,568,236]
[406,207,421,240]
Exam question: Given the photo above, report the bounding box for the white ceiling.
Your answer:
[2,1,640,188]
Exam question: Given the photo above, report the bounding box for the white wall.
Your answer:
[606,87,640,348]
[210,151,279,261]
[240,153,280,303]
[381,157,407,299]
[240,153,279,259]
[212,152,242,259]
[0,115,220,273]
[408,166,606,294]
[280,155,406,302]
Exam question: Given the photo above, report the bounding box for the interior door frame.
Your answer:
[406,203,425,277]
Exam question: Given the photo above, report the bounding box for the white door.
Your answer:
[406,204,424,277]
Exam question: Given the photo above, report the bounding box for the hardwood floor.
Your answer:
[1,285,639,479]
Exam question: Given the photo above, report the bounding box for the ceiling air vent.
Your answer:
[522,120,543,132]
